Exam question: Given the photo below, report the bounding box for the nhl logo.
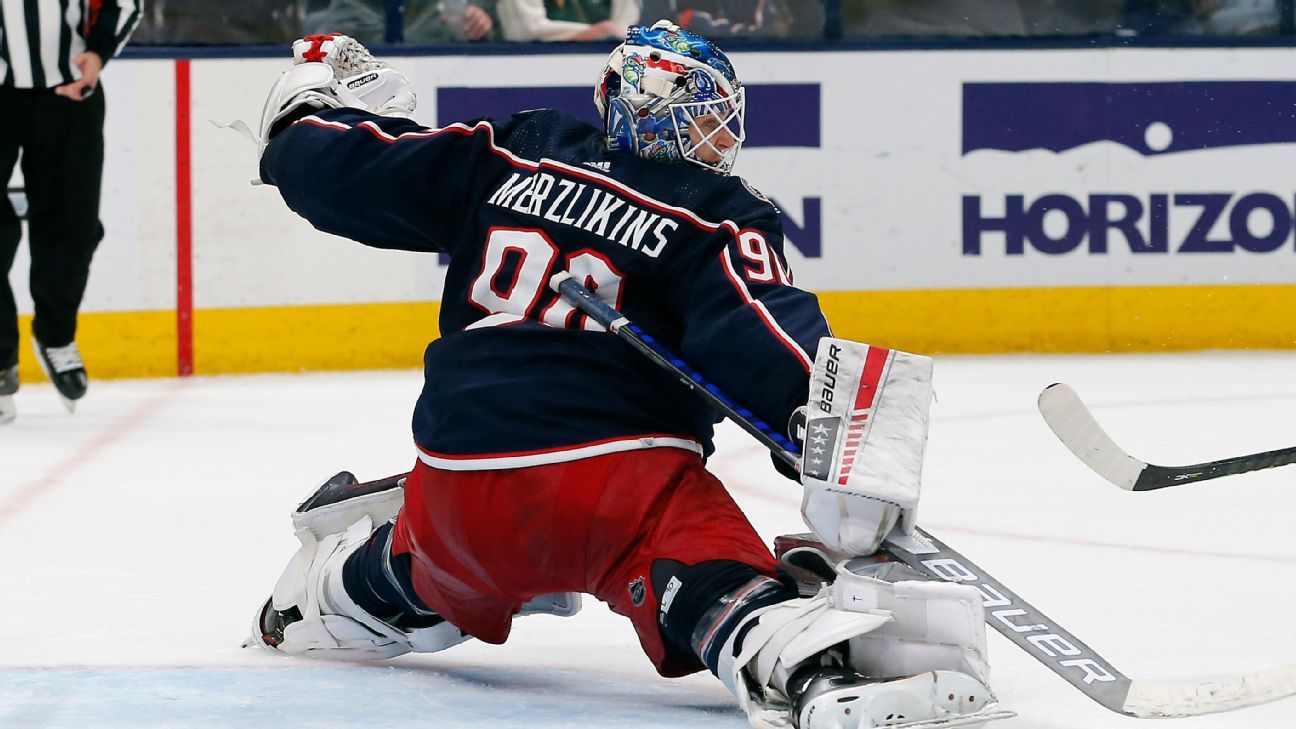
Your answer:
[628,576,646,607]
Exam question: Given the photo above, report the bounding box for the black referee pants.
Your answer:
[0,85,105,369]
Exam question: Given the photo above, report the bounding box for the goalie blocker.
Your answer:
[799,338,934,555]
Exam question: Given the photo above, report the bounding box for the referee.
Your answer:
[0,1,140,423]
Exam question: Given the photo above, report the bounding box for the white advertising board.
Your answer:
[8,46,1296,368]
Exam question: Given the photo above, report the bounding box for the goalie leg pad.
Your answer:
[834,559,991,685]
[292,472,406,539]
[801,338,934,555]
[254,514,470,660]
[720,558,995,728]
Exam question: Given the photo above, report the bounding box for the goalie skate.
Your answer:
[793,669,1014,729]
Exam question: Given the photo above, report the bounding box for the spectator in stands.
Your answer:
[642,0,823,37]
[1122,0,1277,35]
[407,0,498,41]
[496,0,639,41]
[1121,0,1197,33]
[843,0,1123,37]
[303,0,498,43]
[133,0,304,44]
[1196,0,1280,34]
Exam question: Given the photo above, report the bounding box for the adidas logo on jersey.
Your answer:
[584,161,611,172]
[741,178,780,213]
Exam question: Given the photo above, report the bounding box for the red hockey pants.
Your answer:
[390,447,777,676]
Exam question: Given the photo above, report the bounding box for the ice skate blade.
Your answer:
[0,394,14,424]
[31,342,82,414]
[240,636,291,654]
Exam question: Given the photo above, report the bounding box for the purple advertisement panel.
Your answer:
[963,81,1296,157]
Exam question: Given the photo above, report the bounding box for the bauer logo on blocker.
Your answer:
[346,72,379,89]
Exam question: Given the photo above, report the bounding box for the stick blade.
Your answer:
[1124,665,1296,718]
[1038,383,1146,490]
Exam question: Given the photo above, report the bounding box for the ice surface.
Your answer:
[2,353,1295,727]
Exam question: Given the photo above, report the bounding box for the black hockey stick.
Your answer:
[1038,383,1296,491]
[551,272,1296,719]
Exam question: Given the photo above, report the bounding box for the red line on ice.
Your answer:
[0,382,184,529]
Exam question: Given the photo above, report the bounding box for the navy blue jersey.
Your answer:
[261,107,831,469]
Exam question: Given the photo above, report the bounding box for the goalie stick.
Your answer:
[550,272,1296,719]
[1039,382,1296,491]
[548,272,800,471]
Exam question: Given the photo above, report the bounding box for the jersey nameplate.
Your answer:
[487,171,681,258]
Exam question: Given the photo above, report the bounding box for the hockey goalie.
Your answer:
[243,27,1011,729]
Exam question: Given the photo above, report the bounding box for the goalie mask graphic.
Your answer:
[594,20,746,175]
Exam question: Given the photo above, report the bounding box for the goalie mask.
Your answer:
[594,20,746,175]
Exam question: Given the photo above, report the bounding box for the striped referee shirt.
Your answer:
[0,0,141,89]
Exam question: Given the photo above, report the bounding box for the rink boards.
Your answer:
[9,47,1296,379]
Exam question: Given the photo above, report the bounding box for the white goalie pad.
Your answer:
[269,515,467,660]
[721,559,995,729]
[291,478,406,540]
[800,338,934,555]
[835,560,990,685]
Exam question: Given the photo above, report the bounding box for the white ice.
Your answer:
[2,352,1295,728]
